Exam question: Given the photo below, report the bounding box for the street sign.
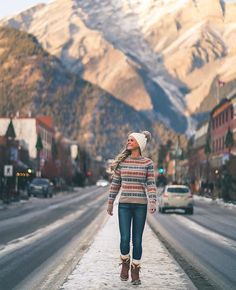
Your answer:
[4,165,13,177]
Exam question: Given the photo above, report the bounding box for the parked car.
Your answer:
[28,178,54,198]
[158,185,194,214]
[96,179,109,187]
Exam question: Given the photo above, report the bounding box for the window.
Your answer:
[167,187,189,193]
[31,178,49,185]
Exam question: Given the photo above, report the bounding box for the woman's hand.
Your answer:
[149,203,156,214]
[107,203,113,216]
[149,207,156,214]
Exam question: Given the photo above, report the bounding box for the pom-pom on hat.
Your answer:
[129,131,151,154]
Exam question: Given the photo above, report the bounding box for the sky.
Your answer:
[0,0,236,19]
[0,0,49,19]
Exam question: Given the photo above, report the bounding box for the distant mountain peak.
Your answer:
[1,26,180,160]
[2,0,236,136]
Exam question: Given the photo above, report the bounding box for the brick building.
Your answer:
[210,90,236,167]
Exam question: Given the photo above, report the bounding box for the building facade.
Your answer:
[210,91,236,167]
[187,89,236,198]
[189,122,209,182]
[0,116,55,160]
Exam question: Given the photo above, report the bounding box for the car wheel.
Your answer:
[161,207,166,214]
[185,208,194,215]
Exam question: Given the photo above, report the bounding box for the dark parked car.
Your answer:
[28,178,54,198]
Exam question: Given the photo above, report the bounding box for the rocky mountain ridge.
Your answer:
[2,0,236,135]
[0,26,179,160]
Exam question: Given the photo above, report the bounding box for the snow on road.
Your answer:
[194,195,236,210]
[0,189,105,259]
[61,202,196,290]
[173,214,236,249]
[0,188,98,228]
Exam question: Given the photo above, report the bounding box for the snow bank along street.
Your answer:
[61,202,196,290]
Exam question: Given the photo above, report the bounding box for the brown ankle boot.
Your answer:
[131,263,141,285]
[120,256,130,281]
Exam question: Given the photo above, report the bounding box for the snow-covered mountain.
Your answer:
[2,0,236,135]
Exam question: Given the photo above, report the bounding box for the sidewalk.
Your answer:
[61,202,196,290]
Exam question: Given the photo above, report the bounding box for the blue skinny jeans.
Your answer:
[118,203,147,260]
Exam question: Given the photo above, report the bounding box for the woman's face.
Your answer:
[126,136,140,151]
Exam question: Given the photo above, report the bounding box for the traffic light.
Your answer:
[158,167,164,174]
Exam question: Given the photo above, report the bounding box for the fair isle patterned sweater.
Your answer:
[108,157,157,205]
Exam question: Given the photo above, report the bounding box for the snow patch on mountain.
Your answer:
[2,0,236,136]
[74,0,192,133]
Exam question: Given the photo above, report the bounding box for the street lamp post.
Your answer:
[204,126,211,187]
[35,134,43,177]
[174,135,182,183]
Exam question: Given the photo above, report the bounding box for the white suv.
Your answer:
[158,185,194,214]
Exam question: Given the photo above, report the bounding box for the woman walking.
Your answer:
[107,131,157,285]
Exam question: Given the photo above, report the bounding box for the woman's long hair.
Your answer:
[110,148,131,173]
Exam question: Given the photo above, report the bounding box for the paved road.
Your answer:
[0,186,108,290]
[150,197,236,290]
